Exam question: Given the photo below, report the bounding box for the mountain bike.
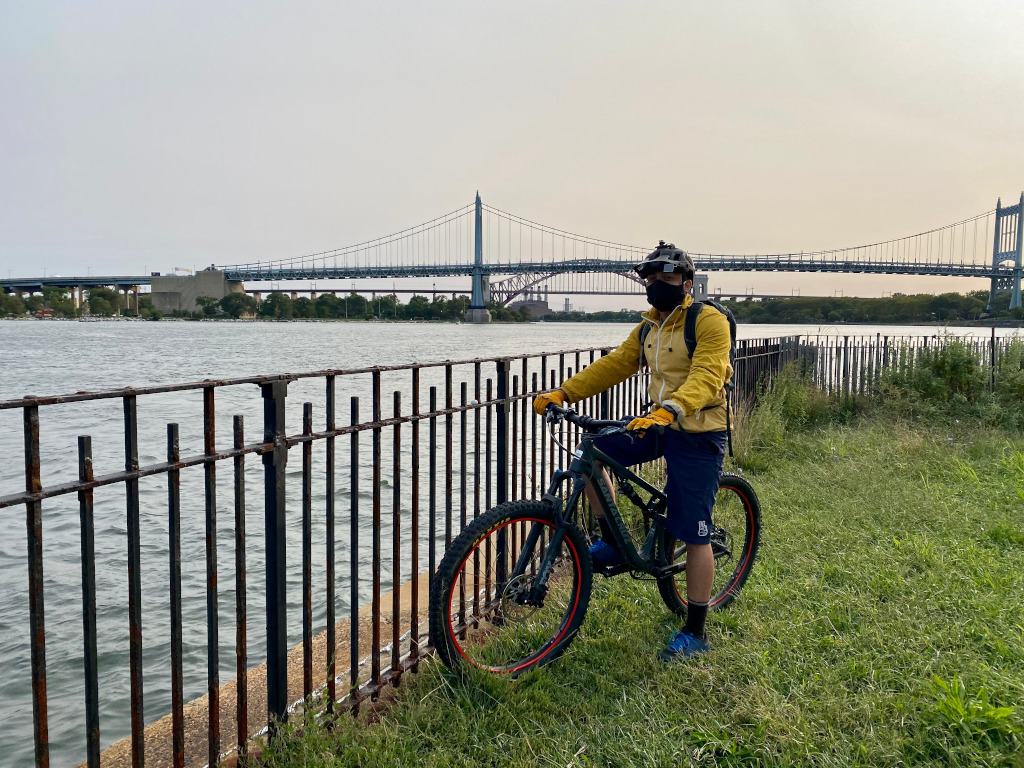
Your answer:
[428,403,761,675]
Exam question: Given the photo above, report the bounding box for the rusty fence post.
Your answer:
[167,425,185,768]
[261,380,289,731]
[990,326,996,392]
[123,394,144,768]
[599,350,610,419]
[495,359,510,587]
[24,402,49,768]
[78,435,100,768]
[202,386,220,767]
[232,415,248,763]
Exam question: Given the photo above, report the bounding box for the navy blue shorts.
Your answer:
[592,428,727,545]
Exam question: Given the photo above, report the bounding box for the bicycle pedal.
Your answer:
[597,563,632,578]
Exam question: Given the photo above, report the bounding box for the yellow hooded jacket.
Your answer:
[559,294,733,433]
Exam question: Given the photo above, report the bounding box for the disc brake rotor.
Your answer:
[499,573,541,624]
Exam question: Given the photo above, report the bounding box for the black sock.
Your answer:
[596,515,616,545]
[683,600,709,641]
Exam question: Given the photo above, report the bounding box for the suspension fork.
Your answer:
[509,522,544,584]
[503,472,564,581]
[523,479,584,604]
[499,519,567,609]
[528,526,568,605]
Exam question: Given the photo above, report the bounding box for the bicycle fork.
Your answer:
[502,479,580,607]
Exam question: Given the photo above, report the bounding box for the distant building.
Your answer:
[509,298,553,319]
[693,274,709,300]
[509,286,554,319]
[150,269,245,314]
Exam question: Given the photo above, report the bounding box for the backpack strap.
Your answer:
[684,299,736,457]
[637,321,653,367]
[683,301,704,358]
[685,300,737,388]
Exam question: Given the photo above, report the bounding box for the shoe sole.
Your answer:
[658,644,710,662]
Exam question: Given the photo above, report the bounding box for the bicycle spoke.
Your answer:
[442,514,585,673]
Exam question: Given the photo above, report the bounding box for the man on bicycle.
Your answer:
[533,242,733,661]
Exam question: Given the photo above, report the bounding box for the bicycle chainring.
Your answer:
[710,525,734,560]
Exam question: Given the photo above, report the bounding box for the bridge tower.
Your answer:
[465,192,492,323]
[986,193,1023,313]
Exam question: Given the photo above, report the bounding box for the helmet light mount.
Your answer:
[634,241,695,281]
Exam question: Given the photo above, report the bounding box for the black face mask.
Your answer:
[646,280,685,311]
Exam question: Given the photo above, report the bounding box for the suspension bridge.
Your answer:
[2,192,1021,318]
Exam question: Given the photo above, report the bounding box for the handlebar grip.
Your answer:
[543,403,630,432]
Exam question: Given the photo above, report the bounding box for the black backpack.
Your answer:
[637,299,738,454]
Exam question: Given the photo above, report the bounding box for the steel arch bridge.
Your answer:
[214,192,1021,311]
[3,192,1021,312]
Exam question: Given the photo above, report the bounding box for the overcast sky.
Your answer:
[2,1,1022,306]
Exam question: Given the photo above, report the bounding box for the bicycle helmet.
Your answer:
[634,241,695,281]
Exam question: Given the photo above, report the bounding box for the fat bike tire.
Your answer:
[657,472,761,617]
[428,500,592,676]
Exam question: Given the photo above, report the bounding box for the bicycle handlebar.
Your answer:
[544,403,629,433]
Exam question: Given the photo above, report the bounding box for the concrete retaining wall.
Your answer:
[150,270,244,314]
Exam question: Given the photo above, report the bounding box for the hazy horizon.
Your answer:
[3,1,1022,309]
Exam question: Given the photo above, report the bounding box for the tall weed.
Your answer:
[931,676,1019,739]
[877,335,1024,430]
[732,364,851,470]
[880,337,985,404]
[995,338,1024,411]
[733,336,1023,470]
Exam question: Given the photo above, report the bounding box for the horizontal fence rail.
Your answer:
[0,332,1018,767]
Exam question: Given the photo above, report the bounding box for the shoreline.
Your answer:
[1,316,1020,328]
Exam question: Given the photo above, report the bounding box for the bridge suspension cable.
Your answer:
[479,202,996,268]
[216,203,476,274]
[211,194,1003,288]
[480,203,649,265]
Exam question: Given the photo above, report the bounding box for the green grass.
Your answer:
[259,417,1024,767]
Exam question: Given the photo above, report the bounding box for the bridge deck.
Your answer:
[1,260,1013,292]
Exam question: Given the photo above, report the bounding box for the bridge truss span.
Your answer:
[7,192,1017,313]
[221,256,1007,284]
[207,193,1018,310]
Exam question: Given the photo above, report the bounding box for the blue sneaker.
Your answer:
[658,630,710,662]
[588,538,626,568]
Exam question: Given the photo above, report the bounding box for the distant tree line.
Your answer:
[718,290,1021,324]
[188,292,529,322]
[544,309,645,323]
[539,291,1022,325]
[5,287,1021,325]
[0,287,163,319]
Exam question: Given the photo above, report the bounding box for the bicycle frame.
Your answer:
[430,405,760,676]
[508,424,682,606]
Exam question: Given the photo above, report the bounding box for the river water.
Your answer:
[0,319,1019,767]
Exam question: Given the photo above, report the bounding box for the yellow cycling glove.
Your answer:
[626,407,675,435]
[533,389,567,416]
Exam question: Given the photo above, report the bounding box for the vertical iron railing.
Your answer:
[78,435,100,768]
[1,335,1018,767]
[261,379,289,731]
[168,424,184,768]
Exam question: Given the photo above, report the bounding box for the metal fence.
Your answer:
[1,330,998,768]
[794,330,1018,399]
